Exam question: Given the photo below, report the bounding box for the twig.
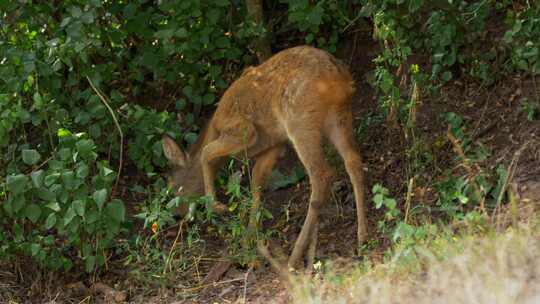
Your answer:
[404,177,415,224]
[86,76,124,192]
[163,219,185,275]
[28,155,54,174]
[241,267,252,304]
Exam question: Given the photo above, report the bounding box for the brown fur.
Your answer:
[162,46,368,268]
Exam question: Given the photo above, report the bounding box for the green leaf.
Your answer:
[33,92,44,109]
[22,149,41,165]
[6,174,29,194]
[93,189,108,210]
[386,198,397,209]
[45,202,61,212]
[207,9,220,24]
[373,194,384,208]
[81,11,94,24]
[105,199,125,223]
[62,171,78,190]
[76,139,95,158]
[441,71,452,82]
[36,188,56,201]
[24,203,42,223]
[31,170,45,188]
[76,163,89,178]
[202,93,216,105]
[45,213,57,229]
[175,28,188,38]
[57,128,72,138]
[85,255,96,273]
[30,243,41,256]
[11,195,25,213]
[86,210,99,224]
[70,6,82,18]
[64,207,77,226]
[73,200,86,216]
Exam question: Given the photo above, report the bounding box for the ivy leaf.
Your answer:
[45,202,61,212]
[76,139,96,159]
[202,93,216,105]
[105,199,125,223]
[64,207,77,226]
[45,213,57,229]
[11,195,25,213]
[93,189,107,210]
[6,174,29,195]
[36,188,56,201]
[73,200,86,216]
[24,203,42,223]
[31,170,45,188]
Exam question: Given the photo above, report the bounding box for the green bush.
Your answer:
[503,3,540,74]
[1,129,125,272]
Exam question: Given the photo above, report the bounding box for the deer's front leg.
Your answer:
[248,145,284,235]
[200,128,257,214]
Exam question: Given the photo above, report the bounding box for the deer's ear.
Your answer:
[162,135,187,167]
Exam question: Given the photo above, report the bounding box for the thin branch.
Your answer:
[404,177,415,224]
[163,219,185,275]
[86,76,124,191]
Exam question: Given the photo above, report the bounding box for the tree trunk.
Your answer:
[245,0,272,62]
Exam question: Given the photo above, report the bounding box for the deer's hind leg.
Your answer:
[286,126,333,269]
[325,105,368,246]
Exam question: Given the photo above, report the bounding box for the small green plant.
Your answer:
[436,113,509,219]
[216,159,275,265]
[372,184,400,234]
[520,98,539,121]
[134,179,183,237]
[503,3,540,74]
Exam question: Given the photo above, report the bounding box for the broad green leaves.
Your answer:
[6,174,29,195]
[2,131,125,272]
[93,189,108,210]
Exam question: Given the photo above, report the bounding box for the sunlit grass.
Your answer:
[285,213,540,304]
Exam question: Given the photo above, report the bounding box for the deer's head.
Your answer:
[161,135,204,198]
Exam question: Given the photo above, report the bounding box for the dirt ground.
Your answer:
[2,31,540,304]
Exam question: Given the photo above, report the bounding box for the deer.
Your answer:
[162,45,368,269]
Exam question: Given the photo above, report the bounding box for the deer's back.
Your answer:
[211,46,355,147]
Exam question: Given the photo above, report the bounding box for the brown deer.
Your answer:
[162,45,368,268]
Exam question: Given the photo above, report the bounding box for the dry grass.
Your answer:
[286,215,540,304]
